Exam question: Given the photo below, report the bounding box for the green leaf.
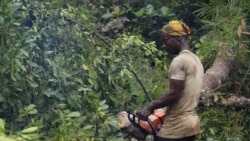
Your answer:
[43,89,58,97]
[112,6,120,16]
[21,127,38,133]
[15,59,26,71]
[83,125,93,130]
[134,9,144,17]
[10,64,17,81]
[13,22,21,26]
[209,128,215,135]
[20,134,32,140]
[161,6,169,16]
[28,109,38,115]
[101,13,113,19]
[82,64,89,70]
[0,137,15,141]
[20,49,29,57]
[99,100,106,106]
[0,16,4,24]
[168,13,176,17]
[145,4,154,15]
[80,13,88,21]
[66,112,81,118]
[104,116,118,128]
[12,2,23,12]
[78,87,92,92]
[0,119,5,135]
[27,80,38,88]
[101,104,109,110]
[24,38,36,44]
[26,104,36,111]
[57,103,67,109]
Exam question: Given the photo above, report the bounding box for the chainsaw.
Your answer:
[117,108,165,140]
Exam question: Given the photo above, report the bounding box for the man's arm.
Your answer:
[149,79,184,110]
[138,79,184,119]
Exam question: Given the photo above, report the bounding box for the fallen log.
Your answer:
[199,92,250,108]
[200,50,250,108]
[202,46,234,93]
[200,19,250,108]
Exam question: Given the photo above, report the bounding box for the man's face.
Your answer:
[161,32,180,55]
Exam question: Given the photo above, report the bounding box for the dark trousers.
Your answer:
[156,135,196,141]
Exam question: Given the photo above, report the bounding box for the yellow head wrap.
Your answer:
[161,20,191,36]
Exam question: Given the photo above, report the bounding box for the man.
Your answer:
[138,20,204,141]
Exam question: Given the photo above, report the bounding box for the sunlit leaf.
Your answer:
[13,22,21,26]
[101,104,109,110]
[145,4,154,15]
[12,2,22,12]
[15,59,26,72]
[80,13,88,21]
[0,137,15,141]
[0,16,4,24]
[26,104,36,111]
[83,125,93,130]
[134,9,144,17]
[160,6,169,16]
[20,134,32,140]
[27,80,38,88]
[43,89,58,97]
[112,6,120,16]
[78,87,92,92]
[28,109,38,115]
[66,112,81,118]
[101,13,113,19]
[0,119,5,134]
[82,64,89,70]
[209,128,215,135]
[99,100,106,105]
[21,127,38,133]
[20,49,29,57]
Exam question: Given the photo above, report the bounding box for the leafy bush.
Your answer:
[0,0,249,140]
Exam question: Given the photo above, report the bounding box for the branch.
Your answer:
[130,70,152,102]
[199,92,250,108]
[74,21,113,47]
[242,31,250,35]
[236,66,250,95]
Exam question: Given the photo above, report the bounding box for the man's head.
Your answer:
[160,20,191,55]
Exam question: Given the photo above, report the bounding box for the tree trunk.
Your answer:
[199,92,250,108]
[202,46,234,93]
[200,45,250,108]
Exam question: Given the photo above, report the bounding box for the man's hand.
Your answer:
[137,107,152,121]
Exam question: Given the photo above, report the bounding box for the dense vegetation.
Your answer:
[0,0,249,140]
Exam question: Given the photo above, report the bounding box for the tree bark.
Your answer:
[199,92,250,108]
[202,46,234,93]
[200,45,250,108]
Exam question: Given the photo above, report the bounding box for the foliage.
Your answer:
[0,0,167,140]
[0,118,39,141]
[0,0,120,140]
[194,0,250,95]
[0,0,249,140]
[194,0,245,66]
[197,107,250,141]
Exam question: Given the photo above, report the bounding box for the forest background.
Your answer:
[0,0,249,141]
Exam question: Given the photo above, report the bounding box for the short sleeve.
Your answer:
[169,58,185,80]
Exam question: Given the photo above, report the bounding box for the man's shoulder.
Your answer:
[177,50,200,62]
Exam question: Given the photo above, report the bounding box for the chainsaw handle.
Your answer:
[127,111,157,138]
